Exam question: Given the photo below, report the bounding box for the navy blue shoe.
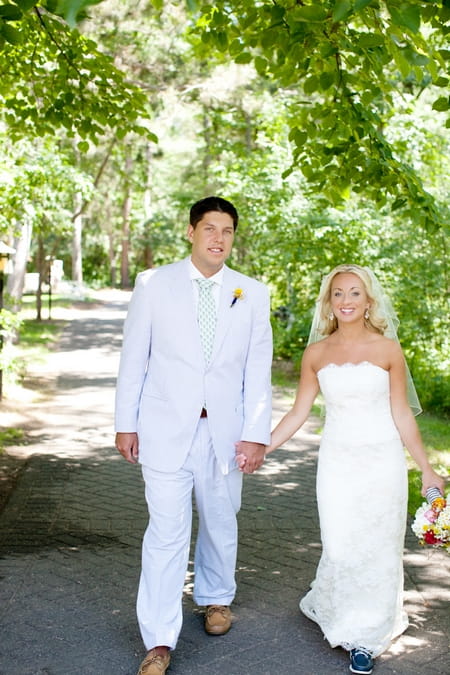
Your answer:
[349,648,374,674]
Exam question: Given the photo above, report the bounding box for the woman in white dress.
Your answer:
[237,264,445,674]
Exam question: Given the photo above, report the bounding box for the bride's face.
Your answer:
[330,273,370,324]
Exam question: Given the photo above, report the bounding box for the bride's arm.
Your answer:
[266,347,320,455]
[389,343,445,496]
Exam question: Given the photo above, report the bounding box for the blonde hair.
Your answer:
[308,264,422,415]
[318,264,388,337]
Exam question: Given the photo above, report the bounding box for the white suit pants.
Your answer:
[137,418,243,650]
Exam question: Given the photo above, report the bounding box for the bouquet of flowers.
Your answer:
[411,487,450,552]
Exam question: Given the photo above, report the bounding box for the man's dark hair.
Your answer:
[189,196,239,230]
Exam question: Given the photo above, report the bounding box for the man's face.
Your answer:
[187,211,235,277]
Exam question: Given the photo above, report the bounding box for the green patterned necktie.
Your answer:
[196,278,216,364]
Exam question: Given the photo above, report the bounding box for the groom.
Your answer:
[115,196,273,675]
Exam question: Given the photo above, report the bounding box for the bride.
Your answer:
[237,264,445,674]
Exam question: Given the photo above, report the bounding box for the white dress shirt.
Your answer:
[189,258,224,310]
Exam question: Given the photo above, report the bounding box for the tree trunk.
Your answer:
[120,155,133,288]
[6,220,32,313]
[72,192,83,284]
[36,236,45,321]
[143,143,154,270]
[202,108,213,193]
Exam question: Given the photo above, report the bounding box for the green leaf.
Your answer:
[292,5,328,23]
[281,166,294,179]
[0,21,22,44]
[432,96,449,112]
[254,56,268,75]
[358,33,385,48]
[270,5,285,22]
[261,29,278,50]
[403,46,429,67]
[77,140,89,153]
[354,0,374,10]
[213,30,228,52]
[0,4,23,20]
[139,129,157,143]
[391,198,407,211]
[303,75,318,95]
[234,51,252,64]
[390,5,421,34]
[14,0,36,10]
[240,10,257,30]
[229,38,242,56]
[319,71,335,91]
[292,129,308,147]
[54,0,103,28]
[392,50,412,79]
[332,0,352,23]
[320,43,338,59]
[301,163,315,179]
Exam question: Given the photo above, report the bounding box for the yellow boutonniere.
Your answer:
[231,288,244,307]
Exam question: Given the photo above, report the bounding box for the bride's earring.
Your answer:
[364,308,370,319]
[328,311,334,321]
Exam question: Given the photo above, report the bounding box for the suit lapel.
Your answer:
[210,266,238,362]
[169,258,204,363]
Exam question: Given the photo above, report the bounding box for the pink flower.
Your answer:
[424,509,437,523]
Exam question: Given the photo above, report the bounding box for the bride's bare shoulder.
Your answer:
[372,333,401,351]
[303,337,332,364]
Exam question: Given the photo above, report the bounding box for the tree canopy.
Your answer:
[1,1,155,146]
[0,0,448,413]
[183,0,450,227]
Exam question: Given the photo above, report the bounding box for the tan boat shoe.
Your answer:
[204,604,232,635]
[137,648,170,675]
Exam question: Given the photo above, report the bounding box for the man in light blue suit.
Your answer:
[115,196,272,675]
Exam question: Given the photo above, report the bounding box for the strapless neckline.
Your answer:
[317,361,388,376]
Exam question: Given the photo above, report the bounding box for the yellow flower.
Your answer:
[231,288,244,307]
[431,497,446,513]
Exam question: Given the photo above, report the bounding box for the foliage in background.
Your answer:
[0,2,155,147]
[184,0,450,230]
[0,0,448,413]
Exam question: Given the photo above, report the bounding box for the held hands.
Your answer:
[421,466,446,497]
[115,432,139,464]
[235,440,266,474]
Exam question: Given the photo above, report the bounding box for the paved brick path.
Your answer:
[0,291,448,675]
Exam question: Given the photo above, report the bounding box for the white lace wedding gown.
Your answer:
[300,362,409,657]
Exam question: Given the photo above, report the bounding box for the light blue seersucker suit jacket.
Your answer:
[115,257,273,474]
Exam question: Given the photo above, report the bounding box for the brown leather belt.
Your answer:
[200,407,208,418]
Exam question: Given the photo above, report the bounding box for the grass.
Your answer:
[18,318,64,348]
[1,296,69,397]
[409,413,449,514]
[0,428,26,454]
[9,318,65,381]
[20,293,73,309]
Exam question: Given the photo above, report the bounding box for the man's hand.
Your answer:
[235,440,265,474]
[115,432,139,464]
